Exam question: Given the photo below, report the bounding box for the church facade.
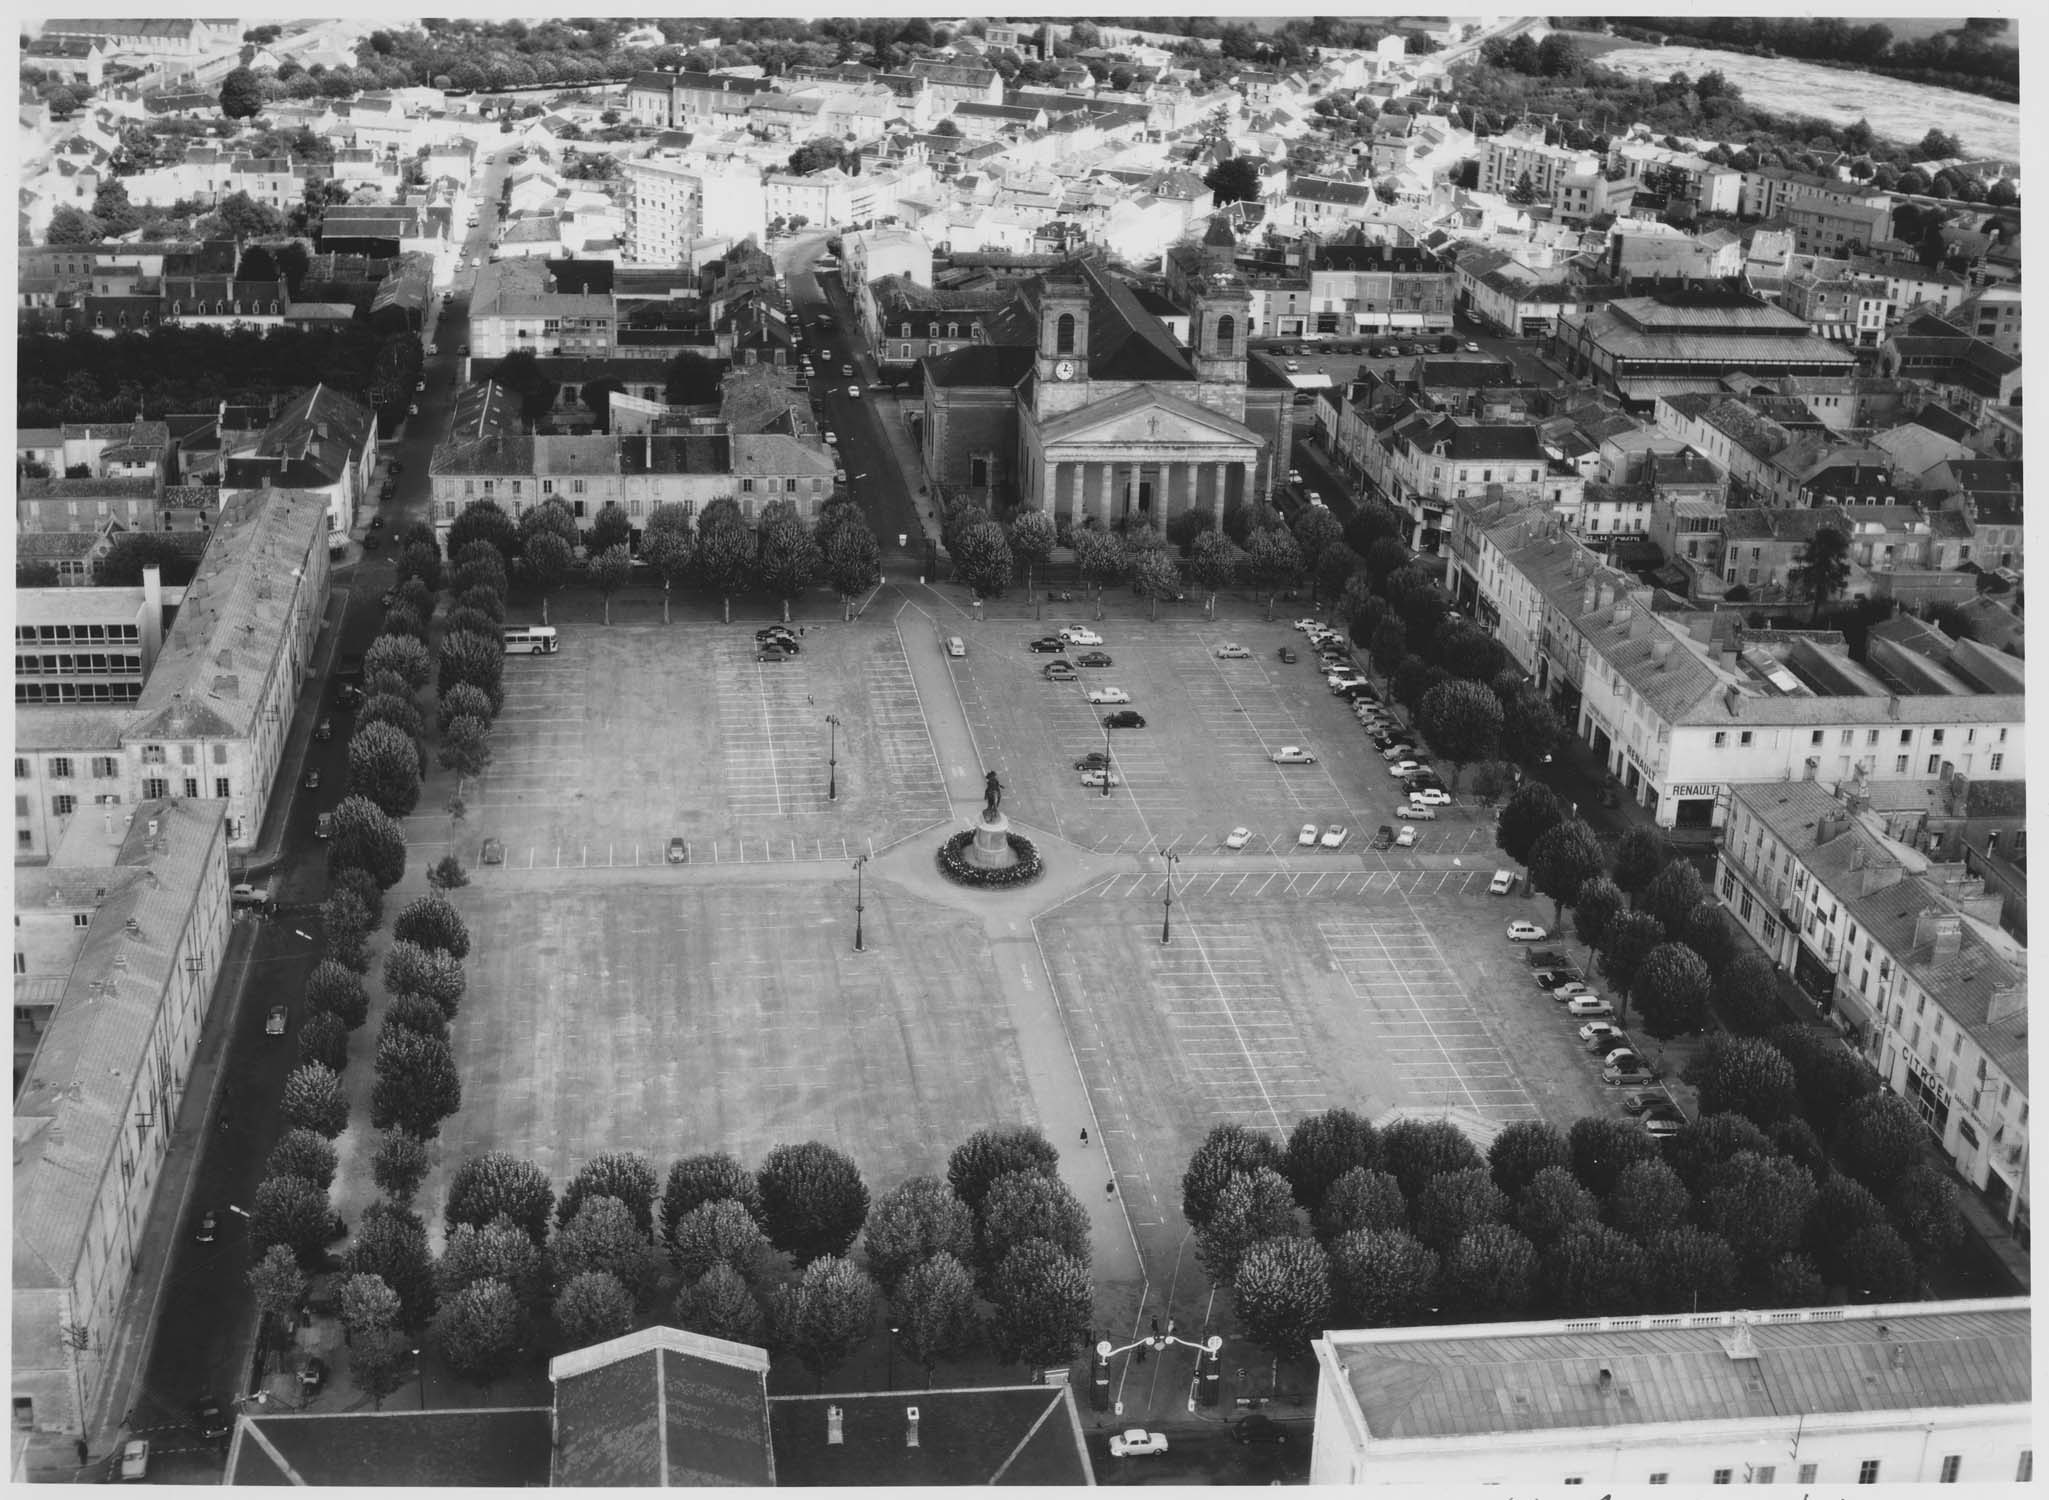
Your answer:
[918,256,1296,524]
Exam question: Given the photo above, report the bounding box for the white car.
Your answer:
[1395,825,1418,847]
[1506,920,1548,942]
[824,430,838,445]
[1079,769,1123,789]
[1060,627,1104,646]
[1293,618,1321,632]
[1566,995,1613,1017]
[1271,746,1316,764]
[1297,823,1319,847]
[1224,826,1252,849]
[847,384,862,398]
[1408,787,1453,806]
[1327,675,1367,693]
[1387,760,1428,778]
[1489,869,1516,896]
[1287,467,1303,484]
[1320,824,1350,849]
[1579,1020,1625,1048]
[1086,687,1131,705]
[1214,643,1252,659]
[1380,744,1416,761]
[1109,1429,1168,1458]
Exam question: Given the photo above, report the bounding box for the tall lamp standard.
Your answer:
[1101,717,1114,798]
[852,854,868,952]
[411,1348,425,1411]
[887,1325,899,1390]
[825,714,840,802]
[1159,851,1180,946]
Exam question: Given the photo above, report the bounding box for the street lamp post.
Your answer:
[1102,718,1113,798]
[411,1348,425,1411]
[852,854,868,952]
[1160,852,1180,946]
[825,714,840,802]
[887,1326,898,1390]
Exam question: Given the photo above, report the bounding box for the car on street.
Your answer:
[1320,824,1350,849]
[1579,1021,1626,1050]
[1074,752,1110,771]
[314,716,333,741]
[1086,687,1131,705]
[1387,759,1428,778]
[1465,341,1482,352]
[1060,627,1104,645]
[1381,744,1418,762]
[1271,746,1316,764]
[1224,827,1252,849]
[823,430,838,445]
[1408,787,1453,806]
[1230,1414,1288,1446]
[118,1440,150,1481]
[192,1396,231,1441]
[1395,825,1418,847]
[265,1005,288,1036]
[755,648,792,663]
[756,626,797,643]
[1506,920,1548,942]
[1214,643,1252,659]
[194,1209,217,1243]
[1644,1111,1684,1138]
[1286,468,1302,485]
[1293,618,1321,632]
[303,768,320,790]
[1489,869,1516,896]
[841,364,854,376]
[1102,710,1145,728]
[1566,995,1614,1017]
[1601,1046,1643,1070]
[1075,651,1113,668]
[315,812,334,840]
[1028,636,1066,653]
[1369,825,1396,851]
[298,1356,328,1395]
[1079,769,1122,788]
[1109,1429,1168,1458]
[846,385,861,398]
[1285,359,1300,371]
[1043,660,1078,679]
[1277,646,1297,663]
[1298,823,1319,847]
[1328,676,1368,695]
[666,837,686,864]
[482,838,505,865]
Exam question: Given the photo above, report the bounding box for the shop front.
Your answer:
[1669,782,1720,830]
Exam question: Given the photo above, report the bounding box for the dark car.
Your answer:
[194,1209,217,1244]
[314,717,333,741]
[1534,969,1586,990]
[192,1397,231,1441]
[755,648,792,663]
[1277,645,1296,663]
[1339,684,1378,702]
[1369,825,1396,851]
[755,626,797,643]
[1028,636,1066,653]
[1074,752,1111,771]
[303,768,320,790]
[1042,660,1078,679]
[1103,710,1146,729]
[298,1357,328,1396]
[1076,651,1113,668]
[758,637,798,656]
[1525,948,1570,969]
[1230,1414,1288,1446]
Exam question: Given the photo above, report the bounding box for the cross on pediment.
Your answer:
[1147,414,1160,438]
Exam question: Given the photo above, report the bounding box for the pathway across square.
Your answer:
[440,623,950,862]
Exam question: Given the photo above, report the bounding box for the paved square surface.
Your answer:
[945,618,1456,852]
[1037,881,1618,1254]
[428,623,950,864]
[438,876,1036,1197]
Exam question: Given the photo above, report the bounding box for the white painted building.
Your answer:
[1312,1300,2032,1487]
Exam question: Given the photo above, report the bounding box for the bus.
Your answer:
[502,625,560,655]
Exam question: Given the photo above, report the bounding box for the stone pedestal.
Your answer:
[964,809,1020,871]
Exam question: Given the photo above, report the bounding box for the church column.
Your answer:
[1090,460,1111,530]
[1209,462,1229,526]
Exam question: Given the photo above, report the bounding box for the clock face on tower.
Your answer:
[1054,359,1076,381]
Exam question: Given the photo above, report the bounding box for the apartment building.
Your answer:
[13,571,174,718]
[1738,168,1893,255]
[1476,123,1600,204]
[12,798,233,1467]
[1307,243,1455,339]
[468,259,616,362]
[1311,1301,2032,1487]
[1717,780,2026,1229]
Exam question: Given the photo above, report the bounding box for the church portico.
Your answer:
[1026,386,1263,529]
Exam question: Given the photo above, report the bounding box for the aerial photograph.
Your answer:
[10,11,2028,1487]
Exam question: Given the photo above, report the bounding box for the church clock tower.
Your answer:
[1190,275,1252,424]
[1034,272,1092,418]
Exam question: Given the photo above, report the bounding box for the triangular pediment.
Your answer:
[1039,385,1259,447]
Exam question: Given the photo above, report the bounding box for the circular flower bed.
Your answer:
[935,828,1043,888]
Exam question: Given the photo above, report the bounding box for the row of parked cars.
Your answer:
[1290,621,1451,812]
[1515,943,1686,1134]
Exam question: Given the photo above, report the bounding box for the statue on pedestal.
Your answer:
[983,770,1004,819]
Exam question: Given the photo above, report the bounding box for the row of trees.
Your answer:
[305,1125,1097,1396]
[1180,1100,1960,1357]
[1606,17,2018,103]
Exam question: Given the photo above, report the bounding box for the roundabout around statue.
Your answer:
[936,770,1042,888]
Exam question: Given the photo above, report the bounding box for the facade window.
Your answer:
[1055,313,1075,354]
[1927,755,1941,774]
[143,777,167,799]
[1989,753,2004,772]
[1713,1471,1732,1485]
[12,758,25,779]
[1752,1467,1774,1484]
[52,795,76,816]
[1714,731,1727,748]
[48,757,72,778]
[73,912,91,928]
[215,777,230,798]
[2017,1452,2032,1482]
[742,477,754,492]
[1797,1466,1817,1484]
[1648,1476,1667,1486]
[184,778,200,798]
[1857,1461,1879,1484]
[1740,731,1753,747]
[1895,755,1909,773]
[1868,730,1879,745]
[1900,729,1913,745]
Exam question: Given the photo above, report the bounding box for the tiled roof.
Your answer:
[550,1328,772,1486]
[921,342,1034,389]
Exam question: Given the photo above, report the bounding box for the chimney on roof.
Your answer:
[1912,909,1963,958]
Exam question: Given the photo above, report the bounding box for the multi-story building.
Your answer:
[1737,168,1893,254]
[13,571,175,715]
[11,797,233,1468]
[220,384,377,542]
[1460,520,2023,831]
[1555,290,1858,408]
[1307,243,1455,339]
[1311,1300,2032,1487]
[14,487,332,860]
[1476,123,1600,204]
[1716,779,2026,1229]
[468,259,616,363]
[1780,257,1890,347]
[1955,284,2021,359]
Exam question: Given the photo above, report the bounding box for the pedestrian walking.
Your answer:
[1135,1343,1147,1364]
[75,1439,88,1467]
[1105,1178,1116,1199]
[1079,1127,1089,1147]
[1150,1316,1160,1337]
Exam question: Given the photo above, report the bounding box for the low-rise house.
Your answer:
[219,385,376,541]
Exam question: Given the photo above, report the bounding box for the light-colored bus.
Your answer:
[502,625,560,655]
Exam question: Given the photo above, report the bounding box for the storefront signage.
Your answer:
[1670,783,1719,798]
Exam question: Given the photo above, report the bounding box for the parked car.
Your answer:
[1551,980,1593,999]
[195,1209,217,1244]
[265,1004,288,1036]
[1277,645,1297,663]
[1525,948,1570,969]
[1271,746,1317,764]
[315,812,334,840]
[1086,686,1132,705]
[1320,824,1350,849]
[1109,1429,1168,1458]
[1604,1059,1656,1087]
[118,1440,150,1481]
[1369,825,1396,851]
[1644,1110,1685,1138]
[1214,643,1252,659]
[1079,769,1122,789]
[1534,969,1586,991]
[846,385,861,398]
[1060,627,1104,646]
[756,626,797,643]
[303,768,321,790]
[1028,636,1066,653]
[1102,711,1145,728]
[1488,869,1516,895]
[1297,823,1319,847]
[1566,995,1614,1018]
[1395,825,1418,847]
[1292,618,1322,632]
[1230,1414,1288,1445]
[482,838,505,865]
[1224,827,1252,849]
[1408,788,1453,806]
[1580,1021,1626,1050]
[191,1397,231,1441]
[314,717,333,741]
[1043,660,1079,679]
[298,1356,328,1395]
[1387,760,1429,778]
[1506,920,1548,942]
[1075,651,1113,668]
[1074,752,1111,772]
[755,649,792,663]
